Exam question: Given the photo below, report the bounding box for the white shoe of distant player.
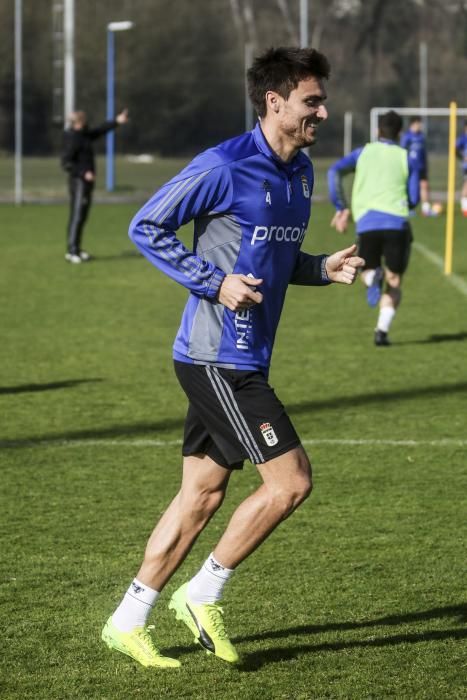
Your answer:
[79,251,91,261]
[65,253,82,264]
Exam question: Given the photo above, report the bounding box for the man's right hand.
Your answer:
[84,171,95,182]
[217,274,263,312]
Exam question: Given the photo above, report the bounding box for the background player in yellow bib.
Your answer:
[328,110,420,346]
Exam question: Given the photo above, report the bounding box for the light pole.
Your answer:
[64,0,75,121]
[14,0,22,205]
[300,0,308,48]
[106,20,133,192]
[244,42,254,132]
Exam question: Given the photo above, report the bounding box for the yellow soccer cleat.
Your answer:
[101,617,180,669]
[168,583,239,664]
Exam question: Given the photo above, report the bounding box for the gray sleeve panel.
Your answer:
[195,213,242,263]
[186,215,242,360]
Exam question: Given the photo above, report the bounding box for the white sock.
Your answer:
[377,307,396,333]
[112,578,160,632]
[421,201,431,214]
[362,269,375,287]
[461,197,467,212]
[187,553,234,604]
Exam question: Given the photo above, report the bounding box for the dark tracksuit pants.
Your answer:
[67,177,94,255]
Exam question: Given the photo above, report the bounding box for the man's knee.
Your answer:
[180,484,225,524]
[265,449,313,517]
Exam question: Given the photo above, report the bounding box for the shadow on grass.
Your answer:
[395,331,467,345]
[234,603,467,644]
[287,381,467,416]
[163,603,467,668]
[0,378,103,395]
[2,381,467,448]
[0,417,184,448]
[237,627,467,671]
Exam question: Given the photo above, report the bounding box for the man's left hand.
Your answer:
[325,244,364,285]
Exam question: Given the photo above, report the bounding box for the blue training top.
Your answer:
[129,123,330,372]
[456,133,467,173]
[327,140,420,234]
[400,129,427,172]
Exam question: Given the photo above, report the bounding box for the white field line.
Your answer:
[3,239,466,453]
[413,240,467,297]
[3,437,466,448]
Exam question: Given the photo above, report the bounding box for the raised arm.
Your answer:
[87,109,128,139]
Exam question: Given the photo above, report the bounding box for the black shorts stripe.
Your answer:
[211,367,264,463]
[209,366,264,463]
[204,365,258,463]
[205,366,264,464]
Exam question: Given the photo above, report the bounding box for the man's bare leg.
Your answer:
[168,445,312,663]
[108,455,230,631]
[461,179,467,215]
[420,179,432,215]
[212,445,312,569]
[137,454,232,591]
[374,269,401,345]
[102,454,231,667]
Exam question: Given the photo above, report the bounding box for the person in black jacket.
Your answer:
[61,108,128,263]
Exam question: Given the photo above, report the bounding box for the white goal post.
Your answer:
[369,106,467,141]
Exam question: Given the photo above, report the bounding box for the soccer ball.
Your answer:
[431,202,443,215]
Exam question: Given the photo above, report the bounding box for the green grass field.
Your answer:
[1,200,466,699]
[0,153,453,202]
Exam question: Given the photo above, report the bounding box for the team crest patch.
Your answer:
[260,422,278,447]
[301,175,310,199]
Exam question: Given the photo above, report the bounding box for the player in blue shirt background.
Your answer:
[400,116,435,216]
[101,46,364,669]
[455,120,467,216]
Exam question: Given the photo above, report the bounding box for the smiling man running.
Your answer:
[102,46,363,669]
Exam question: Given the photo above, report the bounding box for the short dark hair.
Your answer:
[409,116,422,125]
[247,46,330,118]
[379,110,403,140]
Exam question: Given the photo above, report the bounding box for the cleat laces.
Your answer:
[204,604,228,639]
[134,625,163,656]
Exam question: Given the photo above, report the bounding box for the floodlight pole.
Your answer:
[299,0,310,157]
[106,28,115,191]
[106,21,133,192]
[244,42,254,131]
[300,0,309,47]
[343,111,353,155]
[419,43,428,114]
[64,0,75,120]
[14,0,22,205]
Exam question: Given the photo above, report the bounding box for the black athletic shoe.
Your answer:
[374,329,391,347]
